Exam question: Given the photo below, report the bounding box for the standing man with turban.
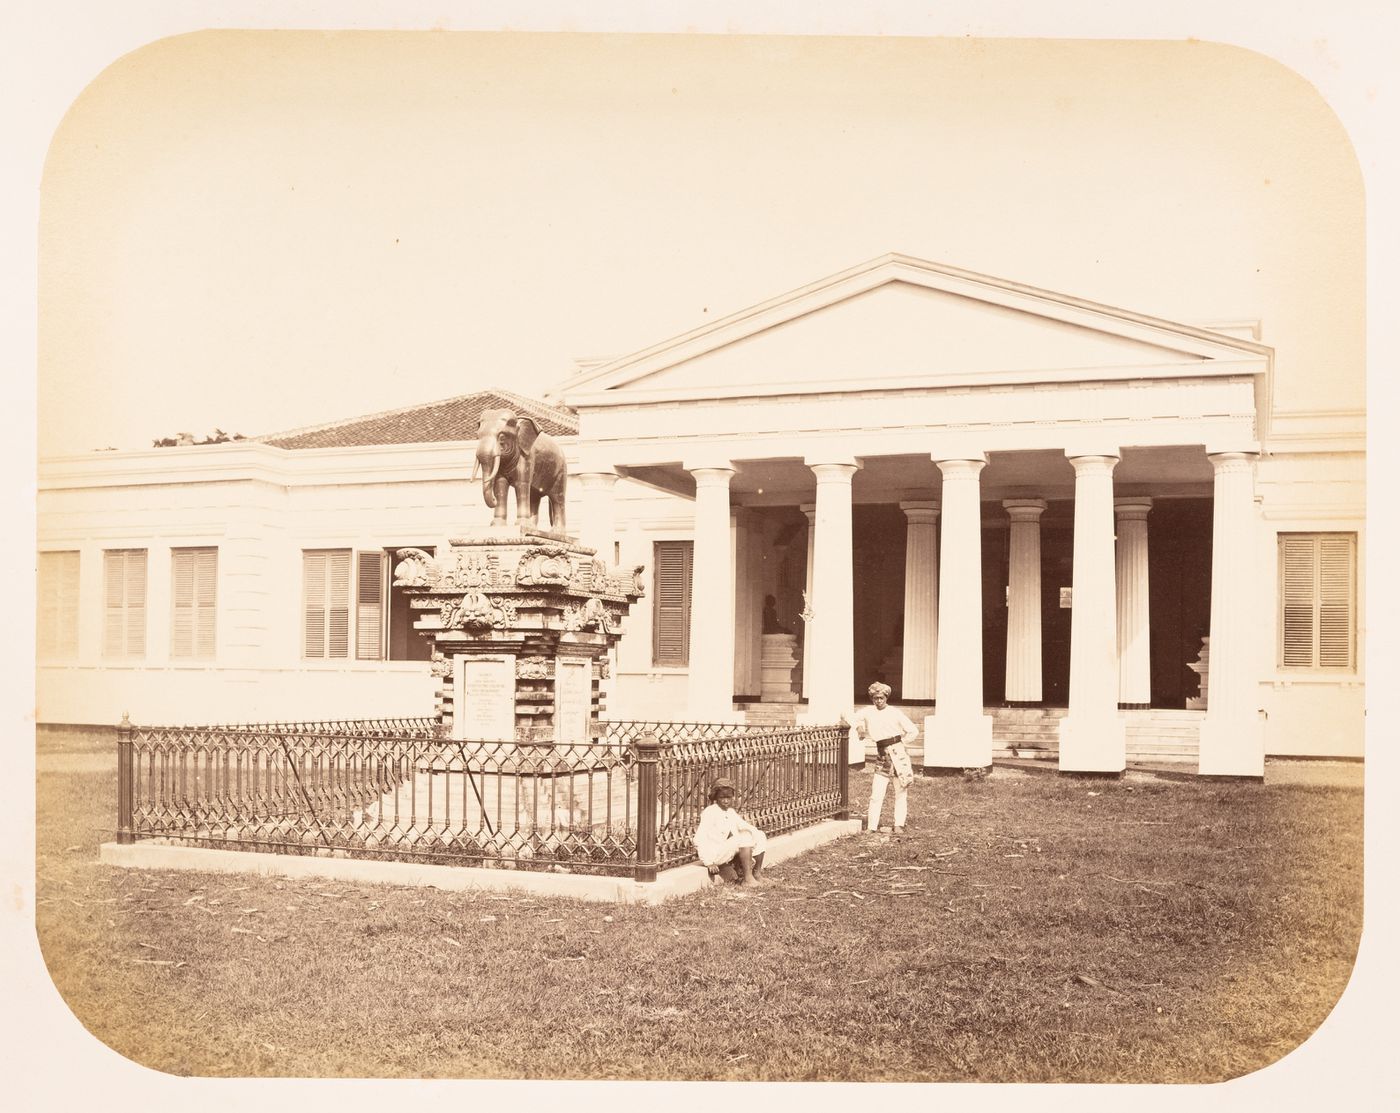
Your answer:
[848,681,918,834]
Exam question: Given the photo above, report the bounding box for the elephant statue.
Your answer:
[471,408,568,531]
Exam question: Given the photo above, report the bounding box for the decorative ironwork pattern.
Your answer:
[650,726,848,870]
[117,717,849,880]
[123,720,638,876]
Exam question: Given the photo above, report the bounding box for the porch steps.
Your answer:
[735,701,800,728]
[734,703,1202,765]
[991,707,1202,765]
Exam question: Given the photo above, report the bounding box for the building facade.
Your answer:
[36,256,1365,772]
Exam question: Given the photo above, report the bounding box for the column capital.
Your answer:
[934,458,986,481]
[1207,450,1259,475]
[1066,453,1119,477]
[1002,498,1047,522]
[899,499,940,522]
[574,470,621,491]
[687,465,735,490]
[1113,497,1154,521]
[808,461,859,484]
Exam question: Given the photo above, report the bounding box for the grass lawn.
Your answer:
[35,738,1362,1082]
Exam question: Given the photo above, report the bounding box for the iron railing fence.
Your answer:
[654,726,848,870]
[117,716,850,880]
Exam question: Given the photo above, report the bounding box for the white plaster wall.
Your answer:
[1252,443,1365,758]
[37,442,487,727]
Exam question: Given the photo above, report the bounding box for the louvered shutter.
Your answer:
[37,551,80,658]
[356,550,385,660]
[303,550,351,659]
[172,550,195,657]
[103,549,146,658]
[1279,537,1316,668]
[303,551,327,658]
[1279,534,1355,670]
[1317,535,1355,668]
[652,541,693,666]
[172,548,218,659]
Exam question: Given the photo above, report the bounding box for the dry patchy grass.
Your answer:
[35,746,1361,1082]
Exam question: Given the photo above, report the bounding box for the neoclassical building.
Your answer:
[36,255,1365,775]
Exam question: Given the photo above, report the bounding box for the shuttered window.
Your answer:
[37,551,80,659]
[170,547,218,659]
[303,550,351,659]
[652,540,693,667]
[1279,533,1356,670]
[356,550,386,660]
[103,549,147,658]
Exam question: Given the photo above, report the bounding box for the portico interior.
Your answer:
[619,446,1214,712]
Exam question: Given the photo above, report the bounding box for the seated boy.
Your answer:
[692,778,768,885]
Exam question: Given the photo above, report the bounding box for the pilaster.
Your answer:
[1114,497,1154,707]
[1003,499,1047,703]
[899,500,940,701]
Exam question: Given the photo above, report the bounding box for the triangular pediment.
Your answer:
[555,254,1269,404]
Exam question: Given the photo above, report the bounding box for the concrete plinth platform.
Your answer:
[99,818,861,906]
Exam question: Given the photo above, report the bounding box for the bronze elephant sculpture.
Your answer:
[471,409,567,531]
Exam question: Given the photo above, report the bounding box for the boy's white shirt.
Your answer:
[692,802,767,867]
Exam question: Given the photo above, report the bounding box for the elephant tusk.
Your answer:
[482,454,501,507]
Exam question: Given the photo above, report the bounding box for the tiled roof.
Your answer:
[257,389,578,449]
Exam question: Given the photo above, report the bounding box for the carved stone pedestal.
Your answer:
[1186,637,1210,711]
[393,527,644,745]
[759,633,801,703]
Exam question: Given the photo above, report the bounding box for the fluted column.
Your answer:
[899,500,940,701]
[1199,451,1264,778]
[1058,454,1126,773]
[686,465,737,722]
[1003,499,1046,703]
[800,502,816,701]
[925,458,993,771]
[804,461,858,723]
[574,471,620,561]
[1114,498,1154,708]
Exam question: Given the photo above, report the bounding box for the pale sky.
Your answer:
[38,31,1364,455]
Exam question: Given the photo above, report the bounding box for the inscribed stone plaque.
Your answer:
[554,657,592,745]
[453,654,516,741]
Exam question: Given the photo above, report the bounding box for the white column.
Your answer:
[1114,497,1154,708]
[686,465,737,722]
[899,500,940,700]
[1058,454,1126,773]
[1198,451,1264,778]
[800,502,816,701]
[1003,499,1046,703]
[803,461,858,723]
[574,470,620,562]
[925,458,993,770]
[732,509,763,699]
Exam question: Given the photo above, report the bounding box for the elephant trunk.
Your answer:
[481,454,501,507]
